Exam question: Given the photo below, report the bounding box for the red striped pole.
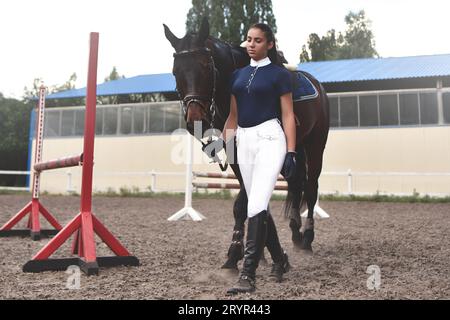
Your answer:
[193,182,289,191]
[34,154,82,172]
[193,171,286,181]
[32,86,46,199]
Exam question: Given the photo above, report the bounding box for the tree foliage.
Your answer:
[186,0,277,45]
[104,66,125,82]
[300,10,378,62]
[0,94,33,186]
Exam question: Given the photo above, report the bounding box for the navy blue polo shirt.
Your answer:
[231,62,292,128]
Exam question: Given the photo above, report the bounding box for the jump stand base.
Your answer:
[0,229,60,241]
[23,256,140,276]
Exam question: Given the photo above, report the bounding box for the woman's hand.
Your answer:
[203,138,225,158]
[281,151,296,180]
[203,95,237,159]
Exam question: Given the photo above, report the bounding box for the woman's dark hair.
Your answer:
[249,23,282,66]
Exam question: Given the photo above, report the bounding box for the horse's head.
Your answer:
[164,18,216,125]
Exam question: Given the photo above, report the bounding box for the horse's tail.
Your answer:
[283,148,307,220]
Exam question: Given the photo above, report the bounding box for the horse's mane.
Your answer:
[212,37,289,67]
[182,32,287,68]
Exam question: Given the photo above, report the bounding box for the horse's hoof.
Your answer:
[300,229,314,253]
[291,229,303,250]
[289,219,303,248]
[221,260,239,271]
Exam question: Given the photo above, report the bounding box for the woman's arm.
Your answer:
[280,92,296,152]
[221,94,238,142]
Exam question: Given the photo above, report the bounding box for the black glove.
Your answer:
[280,151,296,180]
[202,138,226,159]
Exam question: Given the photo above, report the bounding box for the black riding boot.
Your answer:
[266,213,290,282]
[227,210,268,295]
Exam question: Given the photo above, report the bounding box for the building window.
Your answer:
[148,104,165,133]
[359,95,378,127]
[61,110,75,136]
[329,97,339,127]
[419,92,438,125]
[74,110,85,136]
[399,93,419,125]
[38,102,212,137]
[120,106,133,135]
[133,106,146,134]
[103,107,118,135]
[379,94,399,126]
[340,96,358,127]
[96,108,103,135]
[44,110,61,137]
[443,92,450,124]
[165,104,182,133]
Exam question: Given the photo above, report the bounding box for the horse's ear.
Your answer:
[163,24,180,49]
[197,17,210,45]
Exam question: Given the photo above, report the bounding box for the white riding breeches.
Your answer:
[236,119,287,218]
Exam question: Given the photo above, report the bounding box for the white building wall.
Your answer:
[33,126,450,196]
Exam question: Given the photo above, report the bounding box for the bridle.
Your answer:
[173,47,218,131]
[172,44,237,172]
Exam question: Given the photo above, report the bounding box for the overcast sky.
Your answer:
[1,0,449,99]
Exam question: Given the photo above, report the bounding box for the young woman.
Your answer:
[219,23,297,295]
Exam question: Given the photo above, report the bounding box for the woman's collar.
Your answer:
[250,57,271,67]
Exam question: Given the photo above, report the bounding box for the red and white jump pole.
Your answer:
[22,33,139,275]
[0,86,63,240]
[191,172,329,219]
[172,159,330,220]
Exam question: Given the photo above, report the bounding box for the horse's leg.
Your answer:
[221,163,247,270]
[287,101,313,250]
[301,141,325,252]
[288,147,306,250]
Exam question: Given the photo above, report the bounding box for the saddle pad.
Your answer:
[292,71,319,102]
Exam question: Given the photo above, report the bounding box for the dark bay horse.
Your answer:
[164,19,329,269]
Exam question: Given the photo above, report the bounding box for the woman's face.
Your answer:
[246,28,274,61]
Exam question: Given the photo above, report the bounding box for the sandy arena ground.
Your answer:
[0,194,449,300]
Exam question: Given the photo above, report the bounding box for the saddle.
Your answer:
[290,70,319,102]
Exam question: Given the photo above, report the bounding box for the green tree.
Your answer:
[300,10,378,62]
[53,72,77,92]
[23,73,83,107]
[104,66,125,82]
[340,10,378,59]
[186,0,212,34]
[23,77,44,103]
[186,0,277,45]
[0,94,33,186]
[101,67,127,104]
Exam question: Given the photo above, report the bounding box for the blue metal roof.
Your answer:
[46,73,176,99]
[297,54,450,83]
[46,54,450,99]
